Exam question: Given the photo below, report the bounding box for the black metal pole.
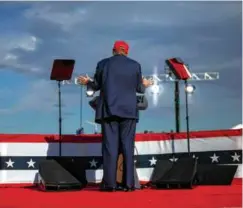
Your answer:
[80,86,83,128]
[185,80,191,155]
[170,130,175,158]
[174,81,180,133]
[58,81,62,156]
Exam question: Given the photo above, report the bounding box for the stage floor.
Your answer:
[0,180,242,208]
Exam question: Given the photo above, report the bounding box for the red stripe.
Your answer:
[0,178,241,188]
[0,129,241,143]
[173,129,242,139]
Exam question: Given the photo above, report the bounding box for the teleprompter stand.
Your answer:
[184,80,191,155]
[50,59,75,156]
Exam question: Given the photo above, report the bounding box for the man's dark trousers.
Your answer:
[101,117,137,188]
[88,55,145,188]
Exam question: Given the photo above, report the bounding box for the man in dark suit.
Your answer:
[78,40,152,192]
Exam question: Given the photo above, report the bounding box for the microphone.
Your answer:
[137,95,148,110]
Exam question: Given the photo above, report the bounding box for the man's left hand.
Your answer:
[77,75,90,85]
[142,78,153,88]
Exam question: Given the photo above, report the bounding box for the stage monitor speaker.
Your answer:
[151,159,173,184]
[196,164,238,185]
[60,157,88,186]
[154,158,197,189]
[38,159,84,191]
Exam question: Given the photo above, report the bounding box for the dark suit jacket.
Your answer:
[88,55,145,123]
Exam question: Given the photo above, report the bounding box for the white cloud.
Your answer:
[4,53,17,61]
[0,1,239,77]
[0,34,38,52]
[22,1,241,33]
[24,4,87,31]
[18,36,38,51]
[0,1,241,116]
[16,79,56,111]
[0,78,81,115]
[0,34,41,74]
[7,79,79,114]
[195,57,242,72]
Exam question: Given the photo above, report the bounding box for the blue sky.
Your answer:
[0,1,241,134]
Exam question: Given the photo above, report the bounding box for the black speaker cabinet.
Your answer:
[38,159,86,191]
[196,164,238,185]
[151,159,173,184]
[153,158,197,189]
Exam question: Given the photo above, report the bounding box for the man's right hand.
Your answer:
[142,78,153,88]
[77,74,91,85]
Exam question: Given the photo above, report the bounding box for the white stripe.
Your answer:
[86,169,103,183]
[0,143,55,156]
[0,165,241,184]
[0,143,8,183]
[1,136,241,156]
[0,170,38,184]
[0,143,102,156]
[183,65,192,78]
[135,136,241,155]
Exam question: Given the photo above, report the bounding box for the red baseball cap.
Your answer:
[113,40,129,54]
